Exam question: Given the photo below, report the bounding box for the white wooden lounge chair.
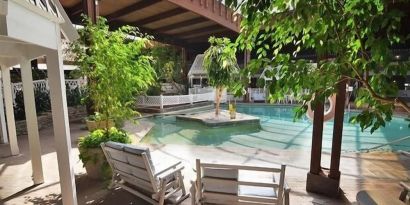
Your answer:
[191,159,290,205]
[101,141,189,205]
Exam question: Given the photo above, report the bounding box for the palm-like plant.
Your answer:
[203,37,239,116]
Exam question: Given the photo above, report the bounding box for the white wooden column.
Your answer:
[1,66,19,155]
[0,69,8,144]
[47,47,78,204]
[20,59,44,184]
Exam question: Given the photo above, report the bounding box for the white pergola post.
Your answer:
[1,66,19,155]
[0,70,8,144]
[47,46,78,204]
[20,59,44,184]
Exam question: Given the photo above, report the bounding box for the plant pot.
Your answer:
[230,110,236,119]
[79,147,111,180]
[86,119,115,131]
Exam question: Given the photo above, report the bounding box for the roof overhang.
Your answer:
[60,0,240,52]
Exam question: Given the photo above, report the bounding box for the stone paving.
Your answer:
[0,120,409,205]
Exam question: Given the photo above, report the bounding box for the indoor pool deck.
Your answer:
[1,121,410,205]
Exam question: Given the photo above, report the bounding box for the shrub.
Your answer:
[65,85,83,107]
[13,88,51,120]
[78,127,131,149]
[78,127,131,180]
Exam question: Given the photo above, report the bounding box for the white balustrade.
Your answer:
[136,90,217,108]
[11,78,85,103]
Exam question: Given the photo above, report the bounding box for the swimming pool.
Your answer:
[140,104,410,152]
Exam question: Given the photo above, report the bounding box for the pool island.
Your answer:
[176,110,260,127]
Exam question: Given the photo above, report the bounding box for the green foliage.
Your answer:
[70,16,156,125]
[203,37,241,115]
[14,89,51,120]
[148,45,183,84]
[78,127,131,180]
[78,127,131,149]
[65,85,84,107]
[225,0,410,132]
[203,37,239,89]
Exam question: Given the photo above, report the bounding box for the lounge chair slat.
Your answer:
[201,163,283,173]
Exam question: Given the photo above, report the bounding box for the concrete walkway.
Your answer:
[0,121,409,204]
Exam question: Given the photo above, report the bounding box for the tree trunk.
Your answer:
[215,86,223,116]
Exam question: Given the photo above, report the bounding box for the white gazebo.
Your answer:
[0,0,79,204]
[188,54,208,87]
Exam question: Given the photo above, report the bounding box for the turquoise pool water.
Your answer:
[141,105,410,152]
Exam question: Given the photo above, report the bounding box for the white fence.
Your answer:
[399,90,410,98]
[189,86,214,94]
[161,83,185,94]
[136,92,217,109]
[11,78,85,103]
[248,88,301,104]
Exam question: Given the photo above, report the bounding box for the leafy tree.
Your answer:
[226,0,410,132]
[149,45,183,83]
[203,37,239,116]
[70,17,156,127]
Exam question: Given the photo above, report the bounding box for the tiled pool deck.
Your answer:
[0,121,409,204]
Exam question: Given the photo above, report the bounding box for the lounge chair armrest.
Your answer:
[154,161,182,177]
[400,182,410,191]
[156,165,185,180]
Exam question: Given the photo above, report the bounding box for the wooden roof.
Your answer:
[60,0,240,52]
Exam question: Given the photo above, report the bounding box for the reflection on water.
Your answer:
[141,105,410,151]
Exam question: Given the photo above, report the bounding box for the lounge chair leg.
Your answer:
[285,192,290,205]
[399,189,408,202]
[190,181,196,205]
[178,171,186,196]
[107,174,116,189]
[158,180,166,205]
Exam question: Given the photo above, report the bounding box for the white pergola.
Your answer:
[0,0,79,204]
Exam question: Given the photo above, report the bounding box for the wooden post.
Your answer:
[1,66,19,155]
[82,0,98,23]
[21,59,44,185]
[0,69,8,144]
[160,94,164,110]
[309,99,325,175]
[329,78,348,180]
[46,24,78,205]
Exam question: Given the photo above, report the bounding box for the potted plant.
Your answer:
[70,17,156,179]
[229,101,236,119]
[78,127,131,180]
[85,112,114,131]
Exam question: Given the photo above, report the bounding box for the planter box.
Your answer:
[79,147,110,180]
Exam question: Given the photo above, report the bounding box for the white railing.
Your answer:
[399,90,410,98]
[248,88,267,102]
[161,83,185,94]
[189,86,214,94]
[136,90,227,109]
[248,87,300,104]
[11,78,86,103]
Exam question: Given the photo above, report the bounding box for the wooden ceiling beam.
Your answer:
[106,0,162,21]
[155,17,209,33]
[185,30,237,43]
[108,21,202,52]
[167,0,240,32]
[66,2,82,16]
[175,24,223,37]
[131,7,188,26]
